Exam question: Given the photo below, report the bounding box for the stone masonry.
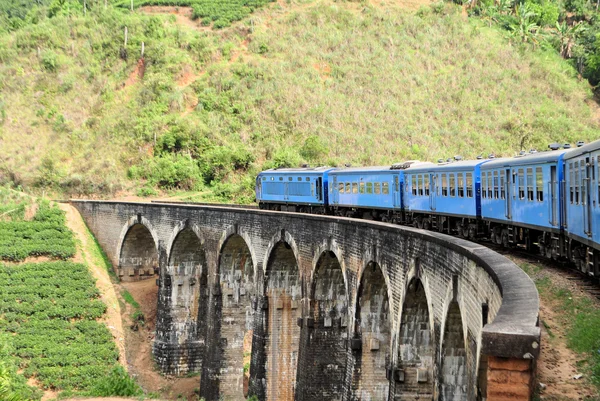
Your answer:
[71,201,541,401]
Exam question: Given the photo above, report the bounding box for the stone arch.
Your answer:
[157,225,207,374]
[351,261,391,400]
[439,301,467,401]
[393,277,435,399]
[263,237,302,401]
[217,233,256,400]
[117,216,159,281]
[296,250,348,401]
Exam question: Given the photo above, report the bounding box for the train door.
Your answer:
[429,173,436,211]
[393,175,401,209]
[284,178,289,202]
[505,169,512,219]
[316,177,323,202]
[584,156,593,237]
[550,166,558,226]
[332,176,338,205]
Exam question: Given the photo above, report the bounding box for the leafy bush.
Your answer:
[526,0,559,27]
[129,153,203,190]
[300,135,327,162]
[87,366,142,397]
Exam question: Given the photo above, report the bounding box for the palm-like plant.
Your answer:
[0,365,24,401]
[509,3,541,47]
[555,21,586,58]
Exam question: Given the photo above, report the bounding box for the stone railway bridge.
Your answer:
[71,201,541,401]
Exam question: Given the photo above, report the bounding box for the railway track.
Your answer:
[150,200,259,209]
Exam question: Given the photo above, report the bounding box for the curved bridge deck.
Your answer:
[71,200,540,401]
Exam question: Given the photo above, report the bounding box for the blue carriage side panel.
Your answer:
[256,167,335,206]
[563,140,600,249]
[480,150,567,232]
[404,160,486,219]
[328,167,403,210]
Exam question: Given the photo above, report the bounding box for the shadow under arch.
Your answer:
[296,250,348,401]
[392,277,435,399]
[118,219,159,281]
[439,301,467,401]
[215,233,256,400]
[262,238,301,401]
[350,261,391,400]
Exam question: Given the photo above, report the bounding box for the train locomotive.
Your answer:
[256,139,600,277]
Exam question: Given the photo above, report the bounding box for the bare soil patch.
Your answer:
[120,279,200,400]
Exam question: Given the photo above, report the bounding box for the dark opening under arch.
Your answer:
[394,278,434,399]
[351,261,390,400]
[440,301,467,401]
[119,223,158,281]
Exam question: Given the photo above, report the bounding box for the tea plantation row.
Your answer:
[0,202,75,261]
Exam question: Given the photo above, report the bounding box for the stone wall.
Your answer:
[71,201,541,401]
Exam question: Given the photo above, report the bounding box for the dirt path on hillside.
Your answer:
[59,204,127,368]
[508,255,600,400]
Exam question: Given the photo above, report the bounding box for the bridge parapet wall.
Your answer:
[71,200,540,401]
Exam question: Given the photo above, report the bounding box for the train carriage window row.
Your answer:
[337,181,390,195]
[481,168,544,202]
[409,172,474,198]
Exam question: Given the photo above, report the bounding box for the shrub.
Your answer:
[40,50,59,72]
[130,154,203,190]
[87,366,142,397]
[300,135,327,162]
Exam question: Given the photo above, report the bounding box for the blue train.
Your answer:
[256,139,600,277]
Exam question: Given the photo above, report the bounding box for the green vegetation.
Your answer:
[0,262,114,390]
[0,200,75,261]
[521,262,600,388]
[471,0,600,90]
[0,0,599,203]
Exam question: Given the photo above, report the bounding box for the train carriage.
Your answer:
[328,166,403,220]
[403,160,487,237]
[563,140,600,275]
[480,150,567,255]
[256,167,335,213]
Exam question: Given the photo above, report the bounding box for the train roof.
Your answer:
[563,139,600,160]
[329,166,399,174]
[259,167,335,174]
[480,149,569,169]
[405,159,489,173]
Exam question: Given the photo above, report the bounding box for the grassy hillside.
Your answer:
[0,0,598,202]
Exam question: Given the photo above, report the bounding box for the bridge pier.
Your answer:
[71,201,541,401]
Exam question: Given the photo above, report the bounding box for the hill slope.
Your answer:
[0,0,598,201]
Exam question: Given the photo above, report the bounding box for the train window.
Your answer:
[279,177,283,181]
[262,177,266,181]
[375,182,381,195]
[383,182,389,195]
[518,169,525,200]
[457,173,464,198]
[394,176,399,192]
[424,175,430,196]
[366,182,373,194]
[359,182,365,194]
[500,174,505,199]
[436,174,440,196]
[536,167,543,202]
[345,183,351,193]
[352,183,358,194]
[492,171,498,199]
[306,177,310,181]
[581,161,586,205]
[575,162,579,204]
[311,183,315,196]
[450,174,456,197]
[271,177,274,181]
[527,168,534,201]
[466,173,473,198]
[339,182,344,193]
[481,172,486,199]
[412,175,417,195]
[298,177,302,181]
[569,164,574,203]
[289,177,293,181]
[442,174,448,196]
[486,172,492,199]
[418,175,423,196]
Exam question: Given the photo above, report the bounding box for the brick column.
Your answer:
[486,356,534,401]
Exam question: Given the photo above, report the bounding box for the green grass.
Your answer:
[122,289,141,309]
[0,1,598,202]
